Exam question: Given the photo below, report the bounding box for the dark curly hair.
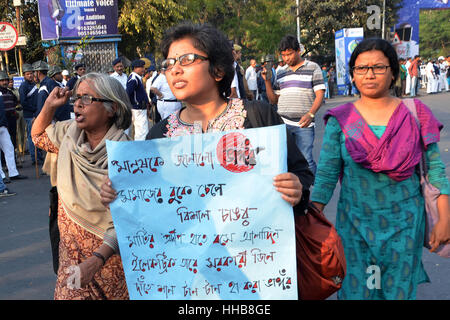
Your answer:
[349,38,399,89]
[160,22,234,99]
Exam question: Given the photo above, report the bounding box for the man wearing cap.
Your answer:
[19,63,43,165]
[127,59,150,140]
[438,56,449,92]
[33,60,59,117]
[66,63,86,90]
[0,89,27,182]
[230,44,246,99]
[0,71,19,150]
[61,70,70,87]
[110,58,128,89]
[48,65,72,121]
[257,55,276,104]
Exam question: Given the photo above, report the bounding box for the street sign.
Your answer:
[0,22,19,51]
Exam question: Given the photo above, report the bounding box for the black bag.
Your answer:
[49,186,60,274]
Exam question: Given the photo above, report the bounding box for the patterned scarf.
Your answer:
[324,99,442,181]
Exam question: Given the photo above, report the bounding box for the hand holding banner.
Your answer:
[107,124,298,300]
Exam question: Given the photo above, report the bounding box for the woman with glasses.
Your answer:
[100,23,314,295]
[310,39,450,300]
[102,22,313,210]
[31,73,132,299]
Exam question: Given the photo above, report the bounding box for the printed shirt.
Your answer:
[275,59,325,125]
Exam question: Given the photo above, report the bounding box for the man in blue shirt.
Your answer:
[66,63,86,90]
[19,63,43,165]
[126,59,149,140]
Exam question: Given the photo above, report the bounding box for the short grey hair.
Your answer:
[73,72,132,130]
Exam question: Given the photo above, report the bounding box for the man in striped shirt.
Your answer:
[263,35,325,175]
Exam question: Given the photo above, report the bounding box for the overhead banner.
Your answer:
[335,28,364,95]
[107,125,298,300]
[394,0,449,58]
[37,0,118,40]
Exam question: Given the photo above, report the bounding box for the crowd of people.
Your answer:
[1,21,449,301]
[395,55,450,98]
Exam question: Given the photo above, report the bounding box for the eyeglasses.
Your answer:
[70,94,113,106]
[161,53,208,71]
[352,65,390,75]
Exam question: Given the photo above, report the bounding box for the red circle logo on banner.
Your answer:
[0,22,18,51]
[216,132,257,173]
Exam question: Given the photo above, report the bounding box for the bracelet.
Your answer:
[92,252,106,265]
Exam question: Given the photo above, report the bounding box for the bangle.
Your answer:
[92,252,106,265]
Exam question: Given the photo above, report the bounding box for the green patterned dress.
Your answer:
[311,116,449,300]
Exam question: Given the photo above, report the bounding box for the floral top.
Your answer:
[165,98,247,137]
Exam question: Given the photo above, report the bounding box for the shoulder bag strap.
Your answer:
[403,98,428,178]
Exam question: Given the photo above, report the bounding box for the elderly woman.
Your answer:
[311,39,450,300]
[32,73,132,300]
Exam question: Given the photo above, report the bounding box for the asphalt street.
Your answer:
[0,88,449,300]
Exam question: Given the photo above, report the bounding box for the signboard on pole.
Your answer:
[37,0,119,40]
[334,28,364,95]
[0,22,19,51]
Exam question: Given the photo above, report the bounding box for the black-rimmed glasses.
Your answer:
[161,53,209,71]
[70,95,113,106]
[352,65,390,75]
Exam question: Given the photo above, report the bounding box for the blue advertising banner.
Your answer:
[37,0,118,40]
[106,125,298,300]
[395,0,449,58]
[335,28,364,95]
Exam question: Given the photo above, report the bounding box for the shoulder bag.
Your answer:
[404,98,450,258]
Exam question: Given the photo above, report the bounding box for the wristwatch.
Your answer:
[308,112,315,119]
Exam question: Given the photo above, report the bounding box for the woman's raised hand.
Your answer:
[44,86,71,110]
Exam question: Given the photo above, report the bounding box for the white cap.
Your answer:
[62,69,69,76]
[438,56,445,61]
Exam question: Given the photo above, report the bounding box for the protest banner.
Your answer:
[107,124,298,300]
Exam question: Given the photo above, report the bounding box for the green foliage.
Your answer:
[117,0,186,59]
[419,9,450,59]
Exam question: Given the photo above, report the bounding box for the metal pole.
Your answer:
[296,0,301,44]
[15,6,23,75]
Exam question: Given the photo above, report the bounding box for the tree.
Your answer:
[297,0,403,57]
[419,9,450,59]
[117,0,186,59]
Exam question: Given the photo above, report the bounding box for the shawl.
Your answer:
[45,120,130,239]
[324,99,442,181]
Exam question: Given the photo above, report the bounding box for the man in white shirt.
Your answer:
[230,44,245,99]
[245,59,258,100]
[426,60,437,94]
[438,56,449,92]
[110,58,128,89]
[61,70,69,87]
[404,57,412,95]
[150,73,181,120]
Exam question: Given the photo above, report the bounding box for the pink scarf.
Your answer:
[324,99,442,181]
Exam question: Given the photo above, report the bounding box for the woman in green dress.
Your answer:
[311,39,450,300]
